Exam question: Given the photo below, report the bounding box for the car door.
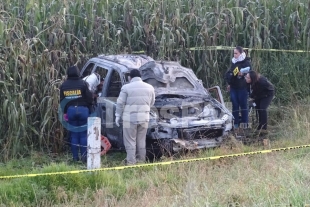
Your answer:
[80,61,117,144]
[102,68,124,148]
[89,64,109,132]
[80,61,127,149]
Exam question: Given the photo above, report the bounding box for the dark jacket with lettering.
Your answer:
[250,75,275,101]
[59,66,93,113]
[225,57,252,89]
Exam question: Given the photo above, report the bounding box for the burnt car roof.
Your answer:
[96,54,155,72]
[142,60,198,83]
[141,61,209,96]
[92,54,208,96]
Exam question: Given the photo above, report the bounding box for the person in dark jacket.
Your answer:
[225,46,252,130]
[60,66,93,162]
[245,70,275,132]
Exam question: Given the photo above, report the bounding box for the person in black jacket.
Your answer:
[60,66,94,162]
[225,46,252,130]
[245,70,275,132]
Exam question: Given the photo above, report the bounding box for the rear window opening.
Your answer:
[144,77,194,89]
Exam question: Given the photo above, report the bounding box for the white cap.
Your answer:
[83,73,101,93]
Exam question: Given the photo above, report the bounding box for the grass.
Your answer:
[1,148,310,206]
[1,103,310,206]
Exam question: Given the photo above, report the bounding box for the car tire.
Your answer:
[145,139,162,162]
[145,139,174,162]
[158,139,174,157]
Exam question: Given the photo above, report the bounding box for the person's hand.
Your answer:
[226,85,230,92]
[115,116,120,127]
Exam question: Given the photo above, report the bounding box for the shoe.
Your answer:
[122,159,136,166]
[81,156,87,164]
[68,158,80,165]
[121,158,126,164]
[73,157,80,162]
[233,127,239,134]
[254,129,269,136]
[136,159,146,165]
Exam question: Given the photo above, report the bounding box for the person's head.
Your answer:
[234,46,244,59]
[67,65,80,78]
[245,70,260,85]
[99,77,104,86]
[129,69,141,80]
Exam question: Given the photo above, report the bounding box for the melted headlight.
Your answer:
[198,104,216,118]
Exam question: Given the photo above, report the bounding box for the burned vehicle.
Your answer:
[80,54,233,156]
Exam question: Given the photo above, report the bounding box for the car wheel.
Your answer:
[145,139,162,162]
[158,139,174,157]
[146,139,175,161]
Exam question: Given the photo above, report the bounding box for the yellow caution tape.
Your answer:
[131,46,310,54]
[189,46,310,52]
[1,144,310,179]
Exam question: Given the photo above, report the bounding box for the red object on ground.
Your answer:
[101,135,111,155]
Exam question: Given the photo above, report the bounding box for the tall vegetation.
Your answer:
[0,0,310,160]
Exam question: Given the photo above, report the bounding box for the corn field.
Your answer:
[1,0,310,160]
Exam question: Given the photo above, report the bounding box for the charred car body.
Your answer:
[80,54,233,155]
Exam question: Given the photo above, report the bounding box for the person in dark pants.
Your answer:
[245,70,275,133]
[225,46,252,130]
[60,66,94,162]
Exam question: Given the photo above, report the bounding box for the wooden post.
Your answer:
[87,117,101,169]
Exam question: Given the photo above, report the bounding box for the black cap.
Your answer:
[67,65,80,78]
[129,69,141,78]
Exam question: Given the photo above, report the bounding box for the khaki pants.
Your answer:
[123,121,149,165]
